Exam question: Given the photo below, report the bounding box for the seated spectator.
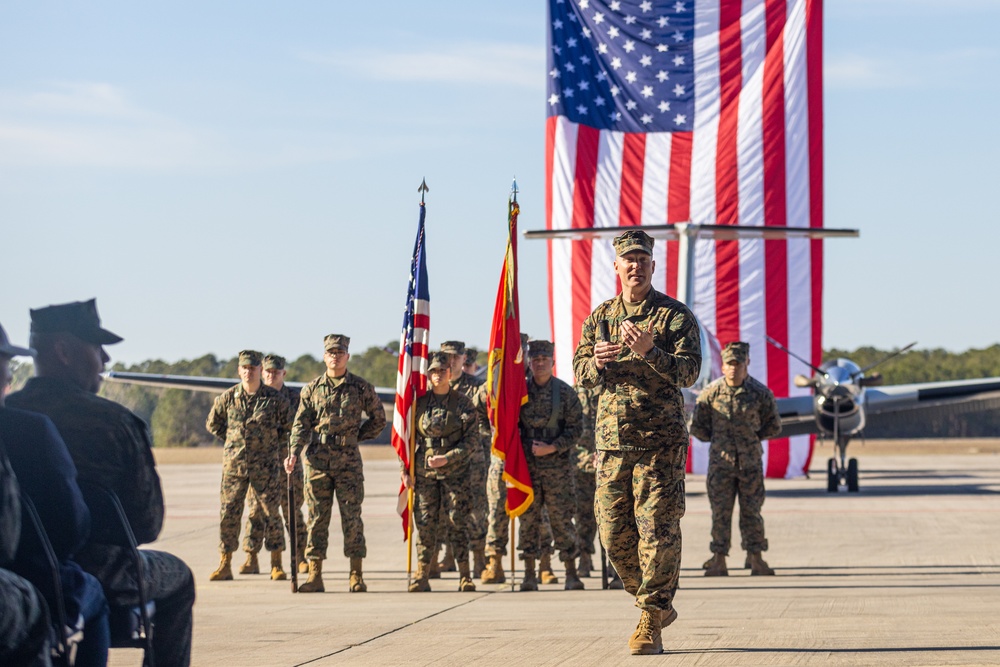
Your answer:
[7,301,194,667]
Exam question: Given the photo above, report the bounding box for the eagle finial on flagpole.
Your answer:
[418,178,429,204]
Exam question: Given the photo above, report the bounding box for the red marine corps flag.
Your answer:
[487,187,533,518]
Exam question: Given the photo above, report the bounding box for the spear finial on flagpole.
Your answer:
[510,177,518,204]
[418,178,429,204]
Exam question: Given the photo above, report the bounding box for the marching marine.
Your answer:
[206,349,291,582]
[403,351,479,592]
[689,341,782,577]
[284,334,386,593]
[573,229,702,655]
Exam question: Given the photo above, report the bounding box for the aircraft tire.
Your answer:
[846,458,860,492]
[826,458,839,493]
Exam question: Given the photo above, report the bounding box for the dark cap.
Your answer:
[30,299,123,345]
[613,229,654,256]
[464,348,478,364]
[722,341,749,364]
[324,334,350,352]
[440,340,466,356]
[0,323,34,358]
[427,351,450,371]
[239,350,263,366]
[527,340,554,359]
[263,354,286,370]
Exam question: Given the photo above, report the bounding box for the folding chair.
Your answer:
[19,493,82,666]
[77,480,155,667]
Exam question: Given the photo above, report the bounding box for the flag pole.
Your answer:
[510,516,516,592]
[406,417,416,585]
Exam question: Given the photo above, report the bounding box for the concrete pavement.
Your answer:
[111,449,1000,666]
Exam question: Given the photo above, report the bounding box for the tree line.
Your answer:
[7,343,1000,446]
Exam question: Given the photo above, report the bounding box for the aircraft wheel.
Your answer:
[826,458,839,493]
[846,458,860,492]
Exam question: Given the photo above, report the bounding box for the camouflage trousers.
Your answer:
[487,456,554,557]
[596,447,686,613]
[304,446,366,560]
[707,460,768,555]
[137,550,195,667]
[430,450,488,560]
[0,568,50,666]
[247,462,308,559]
[575,468,598,555]
[219,465,285,553]
[415,472,472,565]
[518,465,580,562]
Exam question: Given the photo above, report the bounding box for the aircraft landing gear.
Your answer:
[827,439,860,493]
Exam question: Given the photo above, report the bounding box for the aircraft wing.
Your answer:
[863,377,1000,426]
[104,371,396,403]
[774,395,820,438]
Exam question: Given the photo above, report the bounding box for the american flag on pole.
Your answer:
[391,203,430,538]
[545,0,823,478]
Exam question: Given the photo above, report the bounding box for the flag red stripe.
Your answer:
[619,133,646,227]
[763,0,789,477]
[571,125,600,354]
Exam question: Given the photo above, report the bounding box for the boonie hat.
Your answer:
[0,323,34,358]
[30,299,123,345]
[722,341,750,364]
[612,229,654,256]
[324,334,350,352]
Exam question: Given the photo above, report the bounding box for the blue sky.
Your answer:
[2,1,999,365]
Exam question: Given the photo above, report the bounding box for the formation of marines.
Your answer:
[23,227,775,659]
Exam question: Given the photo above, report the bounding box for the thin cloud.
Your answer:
[301,42,545,89]
[826,48,998,90]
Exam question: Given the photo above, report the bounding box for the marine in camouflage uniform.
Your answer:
[689,342,781,577]
[573,230,701,655]
[405,352,478,592]
[245,354,308,574]
[517,340,585,591]
[8,299,194,667]
[206,350,291,581]
[288,334,386,593]
[573,382,601,575]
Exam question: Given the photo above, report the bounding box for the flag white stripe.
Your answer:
[551,116,578,382]
[642,132,671,294]
[592,130,624,306]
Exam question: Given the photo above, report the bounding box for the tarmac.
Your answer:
[112,446,1000,666]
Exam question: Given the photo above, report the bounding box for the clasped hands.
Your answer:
[594,319,655,369]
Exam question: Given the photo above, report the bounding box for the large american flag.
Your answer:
[391,203,430,537]
[545,0,823,478]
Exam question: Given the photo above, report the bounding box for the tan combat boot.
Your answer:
[298,559,325,593]
[438,545,456,572]
[209,552,233,581]
[747,552,775,576]
[704,553,728,577]
[349,557,367,592]
[481,554,506,584]
[608,567,624,590]
[628,609,663,655]
[661,608,678,628]
[577,551,593,578]
[458,559,477,592]
[238,551,259,575]
[473,547,487,579]
[297,556,309,575]
[563,559,585,590]
[408,562,431,592]
[539,553,559,584]
[519,557,538,592]
[270,551,287,581]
